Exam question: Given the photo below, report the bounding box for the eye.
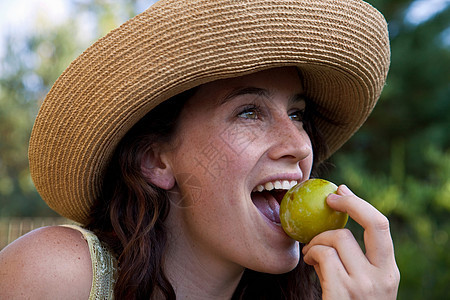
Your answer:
[237,105,262,120]
[289,109,306,122]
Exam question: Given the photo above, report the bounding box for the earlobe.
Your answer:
[141,149,175,190]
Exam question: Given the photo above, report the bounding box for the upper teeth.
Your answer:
[253,180,298,192]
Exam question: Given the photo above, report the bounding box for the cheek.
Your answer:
[188,125,257,177]
[171,130,244,197]
[302,141,313,178]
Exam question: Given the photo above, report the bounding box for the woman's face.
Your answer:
[162,67,313,276]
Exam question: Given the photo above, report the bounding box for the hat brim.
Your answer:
[29,0,390,223]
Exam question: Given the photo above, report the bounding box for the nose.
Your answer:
[267,114,312,163]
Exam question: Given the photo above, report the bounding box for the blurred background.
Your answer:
[0,0,449,298]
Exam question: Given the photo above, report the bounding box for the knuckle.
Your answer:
[395,267,401,282]
[381,271,400,295]
[320,246,338,260]
[335,228,353,241]
[350,276,376,298]
[387,278,399,293]
[350,268,400,298]
[362,279,376,294]
[303,245,339,265]
[391,267,401,287]
[373,214,390,232]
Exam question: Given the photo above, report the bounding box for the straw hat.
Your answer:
[29,0,390,224]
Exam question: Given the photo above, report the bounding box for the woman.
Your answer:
[0,0,399,299]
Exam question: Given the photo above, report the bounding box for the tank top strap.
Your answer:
[61,224,117,299]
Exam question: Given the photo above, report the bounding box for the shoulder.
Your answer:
[0,225,93,299]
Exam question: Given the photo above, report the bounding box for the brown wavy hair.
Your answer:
[86,79,328,299]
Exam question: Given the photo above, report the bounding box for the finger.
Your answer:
[312,264,324,284]
[302,228,369,276]
[327,185,395,267]
[313,264,350,300]
[303,244,349,284]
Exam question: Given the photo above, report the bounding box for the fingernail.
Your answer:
[339,184,353,196]
[327,193,341,202]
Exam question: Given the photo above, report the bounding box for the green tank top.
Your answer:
[62,224,117,299]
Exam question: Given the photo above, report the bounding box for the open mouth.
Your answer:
[251,180,297,224]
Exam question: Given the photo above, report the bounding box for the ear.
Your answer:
[141,149,175,190]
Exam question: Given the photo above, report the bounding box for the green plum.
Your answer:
[280,179,348,243]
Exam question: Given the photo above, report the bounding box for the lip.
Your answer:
[255,204,291,236]
[264,214,287,232]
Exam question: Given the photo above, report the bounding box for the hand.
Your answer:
[301,185,400,300]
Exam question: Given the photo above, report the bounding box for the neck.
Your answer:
[162,232,244,299]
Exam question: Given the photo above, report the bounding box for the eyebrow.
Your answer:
[220,87,270,105]
[289,93,307,106]
[220,86,306,106]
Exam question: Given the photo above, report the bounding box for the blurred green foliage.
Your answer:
[0,0,142,217]
[328,0,450,298]
[0,0,448,299]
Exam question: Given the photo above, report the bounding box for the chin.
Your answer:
[250,245,300,275]
[271,257,300,275]
[252,260,299,275]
